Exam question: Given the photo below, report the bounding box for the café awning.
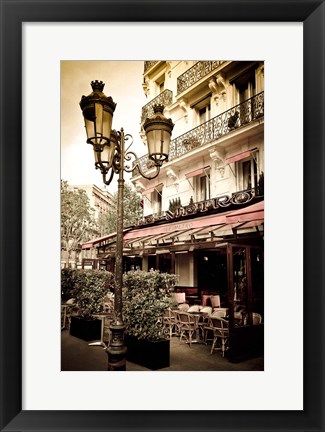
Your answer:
[83,201,264,251]
[81,229,130,249]
[226,148,257,164]
[124,200,264,241]
[185,166,210,179]
[141,183,163,196]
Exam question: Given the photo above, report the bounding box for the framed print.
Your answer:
[0,0,324,431]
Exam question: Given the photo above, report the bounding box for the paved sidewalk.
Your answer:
[61,330,264,372]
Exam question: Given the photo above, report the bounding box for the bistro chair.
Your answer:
[163,308,177,338]
[210,295,221,308]
[242,312,263,326]
[253,312,262,325]
[201,294,211,306]
[202,310,226,344]
[177,303,190,312]
[177,312,197,347]
[210,317,229,357]
[173,292,186,304]
[61,298,76,331]
[196,306,212,339]
[211,309,227,318]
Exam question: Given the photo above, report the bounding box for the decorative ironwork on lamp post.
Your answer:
[80,80,174,370]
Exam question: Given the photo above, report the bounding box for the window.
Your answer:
[152,189,162,215]
[232,67,256,103]
[155,75,165,95]
[192,96,211,126]
[231,67,257,124]
[239,157,258,190]
[195,172,210,201]
[198,104,211,124]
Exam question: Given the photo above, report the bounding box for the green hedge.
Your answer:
[123,270,177,341]
[61,269,115,319]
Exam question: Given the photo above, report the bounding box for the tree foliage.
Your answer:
[61,180,97,264]
[97,182,143,235]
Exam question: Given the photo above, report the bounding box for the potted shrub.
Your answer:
[65,269,115,341]
[123,270,177,370]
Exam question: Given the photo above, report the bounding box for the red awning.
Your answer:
[225,201,264,223]
[142,187,155,196]
[142,183,163,196]
[81,229,130,249]
[226,148,257,164]
[185,166,209,179]
[124,201,264,241]
[82,201,264,249]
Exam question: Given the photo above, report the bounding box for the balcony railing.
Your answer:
[133,92,264,177]
[144,61,159,73]
[141,89,173,123]
[177,61,226,94]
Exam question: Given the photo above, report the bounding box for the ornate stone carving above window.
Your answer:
[178,98,189,123]
[166,168,180,190]
[209,73,228,106]
[208,146,226,178]
[208,146,225,166]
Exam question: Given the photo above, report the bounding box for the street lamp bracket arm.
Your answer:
[124,149,161,180]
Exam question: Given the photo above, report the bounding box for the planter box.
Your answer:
[229,324,264,363]
[126,335,170,370]
[70,316,101,342]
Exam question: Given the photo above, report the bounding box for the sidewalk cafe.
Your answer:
[81,198,264,362]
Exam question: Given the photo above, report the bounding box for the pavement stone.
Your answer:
[61,330,264,372]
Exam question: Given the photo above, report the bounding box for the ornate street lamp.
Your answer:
[80,80,174,370]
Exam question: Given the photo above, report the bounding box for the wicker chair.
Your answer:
[209,316,229,357]
[202,309,226,344]
[163,308,177,338]
[177,312,197,347]
[177,303,190,312]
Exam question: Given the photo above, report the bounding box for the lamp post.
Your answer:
[80,80,174,370]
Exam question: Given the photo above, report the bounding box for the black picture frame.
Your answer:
[0,1,324,431]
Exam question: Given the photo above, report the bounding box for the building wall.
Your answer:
[135,60,264,219]
[132,60,264,287]
[70,184,115,220]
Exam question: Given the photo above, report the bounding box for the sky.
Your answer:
[61,61,148,193]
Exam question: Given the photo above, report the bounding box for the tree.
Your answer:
[97,183,143,235]
[61,180,97,267]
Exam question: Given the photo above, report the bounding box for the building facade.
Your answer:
[82,61,264,361]
[70,184,115,220]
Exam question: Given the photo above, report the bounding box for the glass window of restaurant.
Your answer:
[226,242,264,361]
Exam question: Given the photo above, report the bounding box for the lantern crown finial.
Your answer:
[91,80,105,93]
[153,104,164,114]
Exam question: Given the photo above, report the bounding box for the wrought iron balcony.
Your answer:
[133,92,264,177]
[144,61,159,73]
[177,61,226,94]
[141,89,173,123]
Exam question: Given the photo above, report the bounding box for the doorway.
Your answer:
[196,250,227,302]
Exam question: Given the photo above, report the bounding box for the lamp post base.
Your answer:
[106,322,127,371]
